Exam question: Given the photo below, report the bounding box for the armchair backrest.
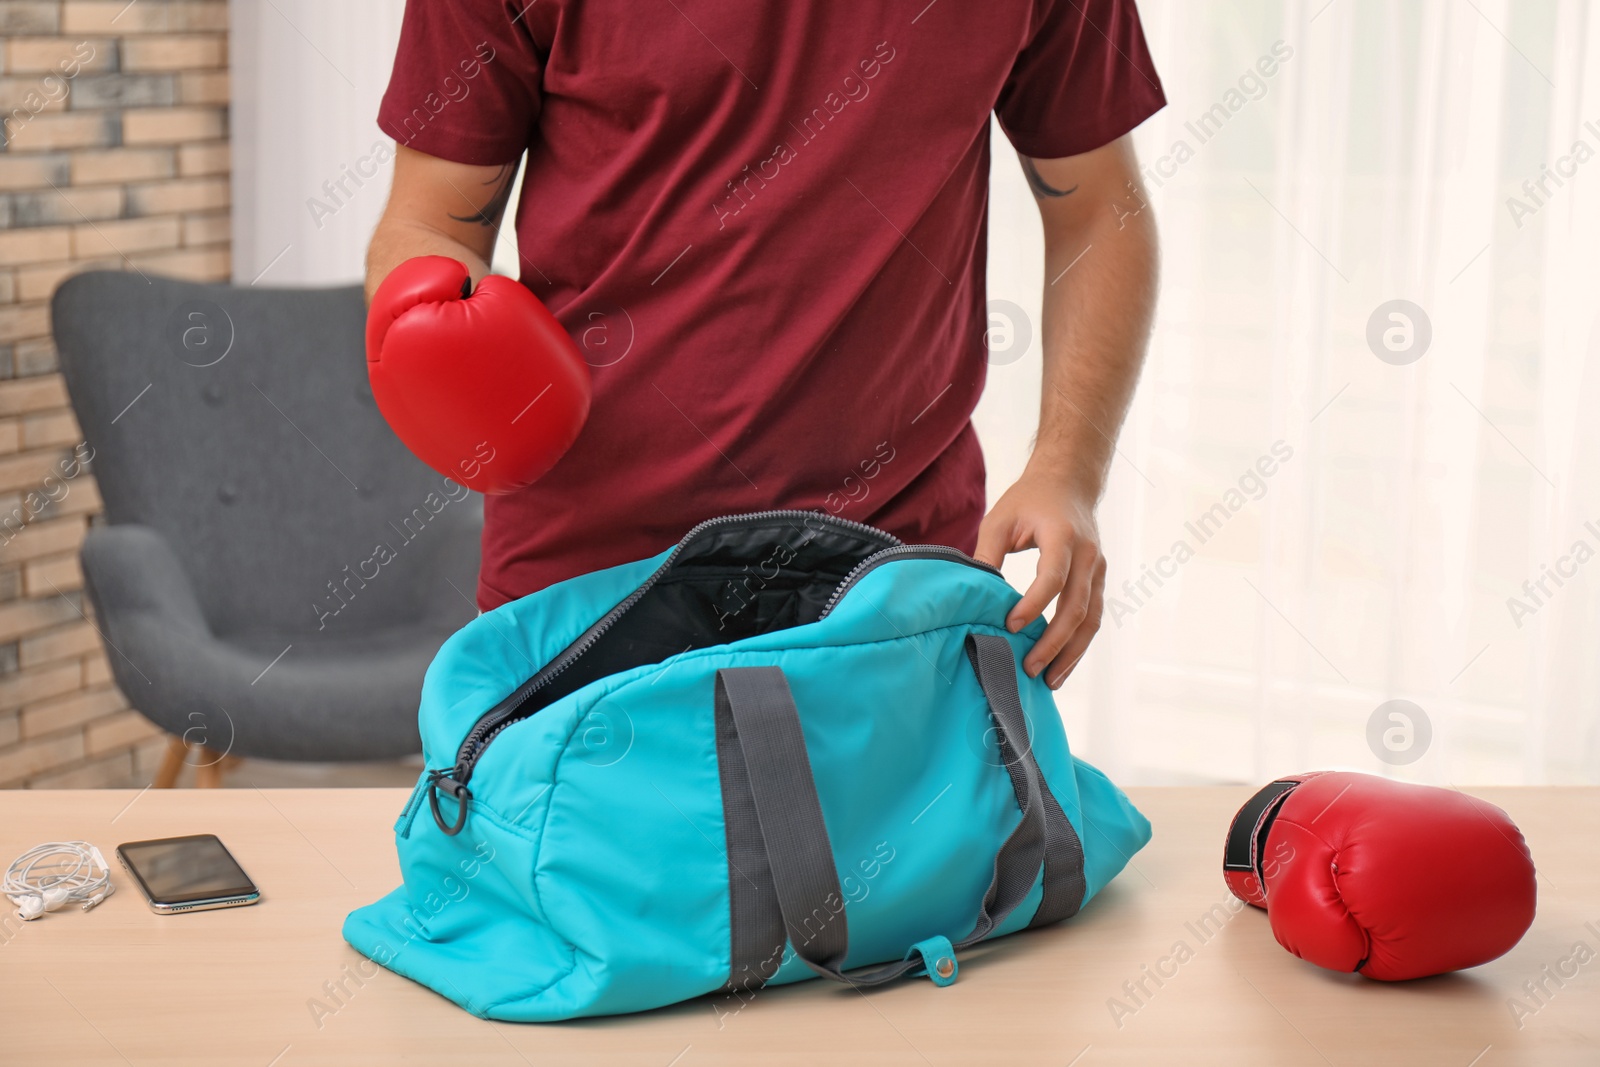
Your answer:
[53,271,480,639]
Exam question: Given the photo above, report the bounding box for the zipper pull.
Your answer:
[427,767,472,836]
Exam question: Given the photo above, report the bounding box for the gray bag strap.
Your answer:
[965,633,1086,928]
[716,632,1085,991]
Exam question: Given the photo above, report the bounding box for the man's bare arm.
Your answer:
[364,145,520,302]
[1027,137,1157,504]
[975,135,1158,685]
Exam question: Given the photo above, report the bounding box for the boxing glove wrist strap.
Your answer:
[1222,778,1301,900]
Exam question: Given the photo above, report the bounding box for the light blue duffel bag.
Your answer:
[343,509,1151,1021]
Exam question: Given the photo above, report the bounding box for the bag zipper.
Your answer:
[817,544,1002,619]
[425,509,899,834]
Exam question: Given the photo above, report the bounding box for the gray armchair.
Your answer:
[51,271,480,770]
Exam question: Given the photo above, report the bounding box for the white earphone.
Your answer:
[4,841,115,920]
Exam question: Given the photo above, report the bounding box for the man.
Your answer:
[367,0,1163,688]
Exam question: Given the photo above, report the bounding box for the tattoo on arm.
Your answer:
[1020,155,1078,199]
[448,163,517,227]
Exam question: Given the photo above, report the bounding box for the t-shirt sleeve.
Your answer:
[994,0,1166,160]
[377,0,544,166]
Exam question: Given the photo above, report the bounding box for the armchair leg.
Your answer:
[150,737,243,787]
[193,747,239,788]
[152,736,189,788]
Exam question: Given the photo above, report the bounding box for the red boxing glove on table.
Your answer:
[366,256,591,494]
[1223,771,1536,980]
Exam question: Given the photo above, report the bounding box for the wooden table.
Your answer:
[1,787,1595,1066]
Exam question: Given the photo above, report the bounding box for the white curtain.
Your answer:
[980,0,1600,785]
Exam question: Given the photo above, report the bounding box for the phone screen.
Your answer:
[118,834,256,904]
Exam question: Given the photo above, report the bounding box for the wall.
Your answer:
[228,0,402,285]
[0,0,230,786]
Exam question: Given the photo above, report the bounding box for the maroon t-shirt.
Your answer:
[379,0,1164,609]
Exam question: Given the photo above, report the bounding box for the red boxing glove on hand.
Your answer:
[1223,771,1536,980]
[366,256,591,494]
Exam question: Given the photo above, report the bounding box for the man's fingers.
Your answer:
[1046,555,1106,688]
[1011,534,1075,643]
[1025,543,1098,678]
[972,512,1015,570]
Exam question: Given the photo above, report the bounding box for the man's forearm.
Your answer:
[365,218,494,304]
[1024,135,1164,502]
[364,146,516,303]
[1030,171,1158,500]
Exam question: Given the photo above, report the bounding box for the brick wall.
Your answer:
[0,0,229,786]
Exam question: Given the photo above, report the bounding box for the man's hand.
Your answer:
[981,135,1157,685]
[363,146,592,492]
[975,468,1106,688]
[366,257,591,493]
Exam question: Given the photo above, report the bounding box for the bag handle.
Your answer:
[714,632,1084,991]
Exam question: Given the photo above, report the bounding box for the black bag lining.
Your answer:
[512,518,897,718]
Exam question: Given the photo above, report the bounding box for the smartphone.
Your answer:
[116,834,261,914]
